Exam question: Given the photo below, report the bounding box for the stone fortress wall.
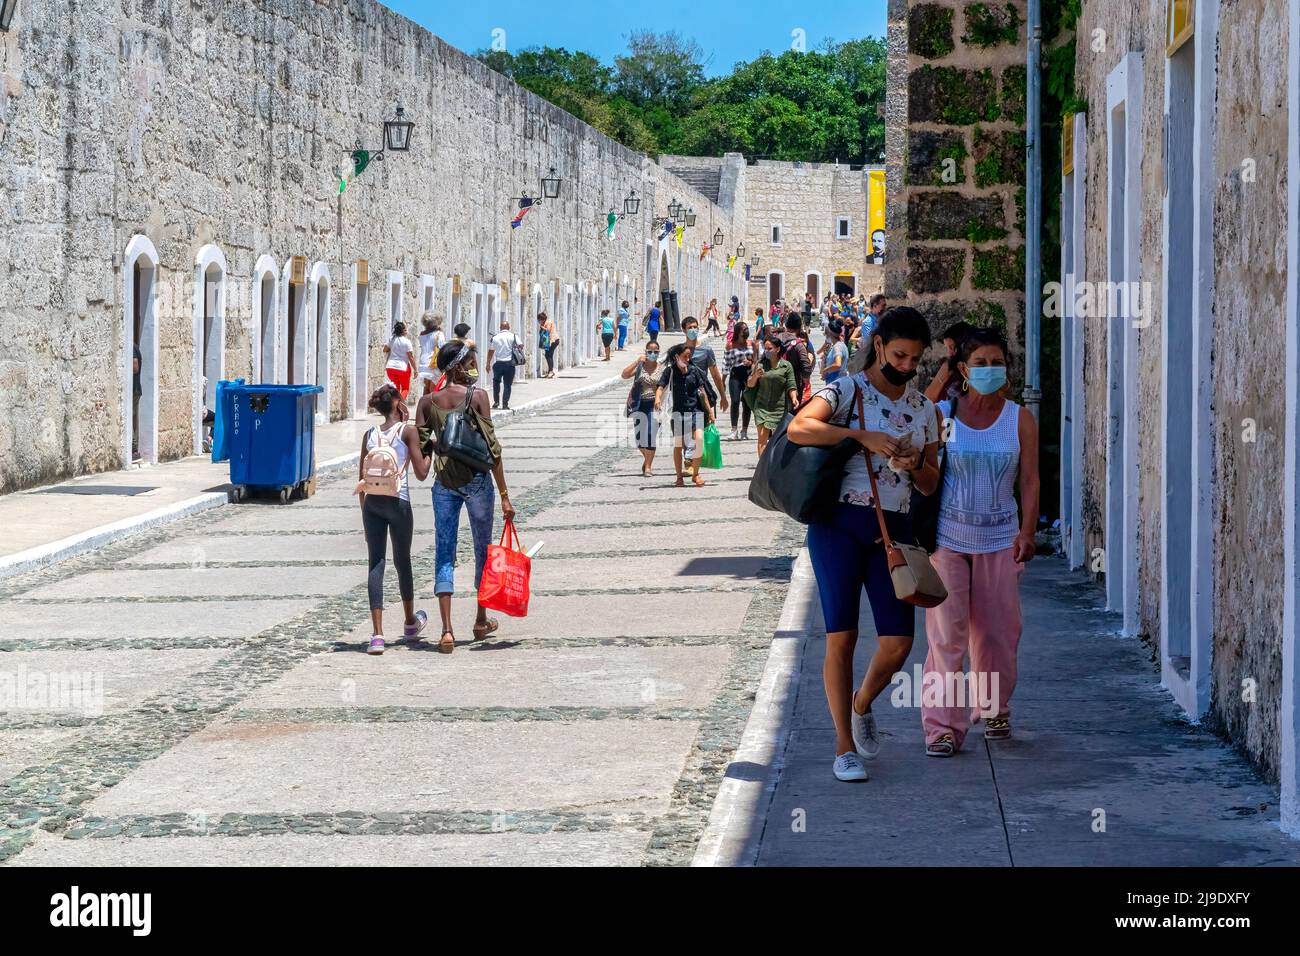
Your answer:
[0,0,751,492]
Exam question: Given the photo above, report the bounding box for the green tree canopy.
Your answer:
[475,33,886,165]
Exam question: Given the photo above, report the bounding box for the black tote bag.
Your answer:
[748,374,861,525]
[438,387,496,473]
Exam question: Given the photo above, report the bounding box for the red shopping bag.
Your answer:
[478,519,531,617]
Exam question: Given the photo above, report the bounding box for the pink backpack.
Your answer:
[354,425,404,497]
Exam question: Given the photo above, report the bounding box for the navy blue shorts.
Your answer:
[806,502,916,637]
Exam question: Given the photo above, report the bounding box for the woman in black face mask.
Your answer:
[786,306,941,783]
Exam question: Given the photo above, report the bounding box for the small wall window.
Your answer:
[771,225,782,245]
[836,216,851,239]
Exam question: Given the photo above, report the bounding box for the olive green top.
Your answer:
[751,358,796,429]
[419,390,502,489]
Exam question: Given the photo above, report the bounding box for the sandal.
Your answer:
[692,475,707,487]
[926,733,956,757]
[984,716,1011,740]
[437,630,455,654]
[472,618,499,641]
[675,475,686,487]
[642,466,652,478]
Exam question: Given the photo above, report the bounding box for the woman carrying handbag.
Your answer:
[787,307,941,783]
[415,342,515,653]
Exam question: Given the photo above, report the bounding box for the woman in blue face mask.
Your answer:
[921,327,1039,757]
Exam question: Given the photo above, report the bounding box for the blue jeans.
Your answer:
[617,324,628,349]
[432,474,495,596]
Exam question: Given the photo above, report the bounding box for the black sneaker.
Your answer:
[492,402,500,409]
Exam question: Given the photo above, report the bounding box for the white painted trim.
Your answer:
[309,261,331,423]
[1068,113,1087,570]
[280,258,309,385]
[1281,0,1300,838]
[122,235,160,467]
[418,273,436,317]
[192,244,227,455]
[349,263,370,417]
[251,254,279,384]
[1104,52,1143,636]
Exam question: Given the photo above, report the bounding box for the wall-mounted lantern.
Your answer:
[623,189,640,217]
[541,167,562,200]
[669,199,684,222]
[736,242,746,259]
[0,0,17,32]
[713,228,724,247]
[383,106,414,153]
[338,105,416,193]
[685,209,697,227]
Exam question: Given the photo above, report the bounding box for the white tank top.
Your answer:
[366,422,410,502]
[936,399,1020,553]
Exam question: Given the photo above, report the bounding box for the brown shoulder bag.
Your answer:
[858,390,948,608]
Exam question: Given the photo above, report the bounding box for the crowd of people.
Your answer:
[362,293,1038,792]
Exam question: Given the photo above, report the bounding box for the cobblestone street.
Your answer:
[0,383,797,866]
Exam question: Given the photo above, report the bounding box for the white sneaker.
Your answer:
[851,704,880,760]
[832,752,868,782]
[729,429,738,441]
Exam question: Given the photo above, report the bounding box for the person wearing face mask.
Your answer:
[745,337,798,456]
[922,328,1038,756]
[924,321,975,404]
[622,341,663,476]
[664,316,729,417]
[722,323,755,441]
[415,341,515,652]
[787,307,941,783]
[655,345,714,487]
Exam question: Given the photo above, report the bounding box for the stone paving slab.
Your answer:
[737,556,1300,866]
[452,551,770,594]
[515,522,779,557]
[0,598,319,642]
[87,720,701,817]
[239,643,733,711]
[120,534,438,566]
[529,497,761,529]
[436,591,752,640]
[4,829,652,867]
[0,649,227,717]
[560,481,758,505]
[23,565,362,601]
[0,728,84,783]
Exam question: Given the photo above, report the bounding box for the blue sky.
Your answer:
[381,1,887,76]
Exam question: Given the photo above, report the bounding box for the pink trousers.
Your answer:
[922,546,1024,749]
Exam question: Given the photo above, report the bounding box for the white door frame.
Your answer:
[252,254,279,384]
[1105,52,1143,636]
[1280,0,1300,838]
[192,244,227,455]
[310,262,331,422]
[1064,114,1087,569]
[1160,5,1217,717]
[350,263,370,417]
[121,235,160,466]
[281,259,309,385]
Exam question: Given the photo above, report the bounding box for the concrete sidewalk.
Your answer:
[0,335,689,581]
[700,553,1300,866]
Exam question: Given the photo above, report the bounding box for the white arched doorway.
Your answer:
[281,257,309,385]
[310,262,331,421]
[252,255,279,384]
[351,261,370,417]
[193,244,227,454]
[122,235,160,466]
[805,271,822,305]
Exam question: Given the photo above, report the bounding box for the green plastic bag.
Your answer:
[701,422,723,469]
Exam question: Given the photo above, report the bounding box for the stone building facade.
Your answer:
[740,160,884,312]
[0,0,745,493]
[659,154,884,319]
[1056,0,1300,833]
[885,0,1027,360]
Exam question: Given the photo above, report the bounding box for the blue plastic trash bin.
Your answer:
[227,384,324,503]
[211,378,245,463]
